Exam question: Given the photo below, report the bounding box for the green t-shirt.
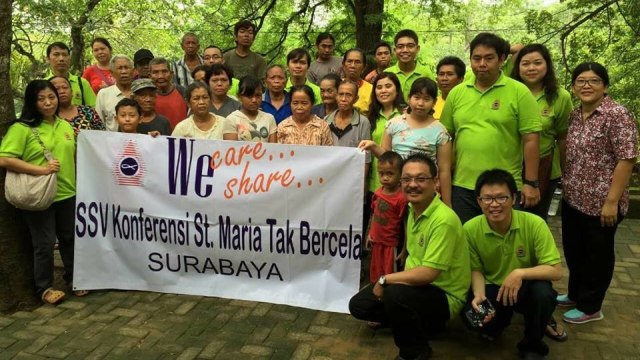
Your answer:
[535,88,572,180]
[406,194,471,318]
[0,118,76,201]
[229,78,240,98]
[286,79,322,105]
[368,109,402,192]
[46,72,96,107]
[464,210,561,286]
[385,63,434,102]
[440,72,542,190]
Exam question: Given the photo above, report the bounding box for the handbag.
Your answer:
[4,127,58,211]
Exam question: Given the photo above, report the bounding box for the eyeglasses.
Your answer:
[478,195,510,205]
[400,176,434,185]
[574,79,603,88]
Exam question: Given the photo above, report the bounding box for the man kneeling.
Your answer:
[463,169,563,359]
[349,152,470,360]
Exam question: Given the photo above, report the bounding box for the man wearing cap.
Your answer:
[134,49,154,79]
[131,78,172,136]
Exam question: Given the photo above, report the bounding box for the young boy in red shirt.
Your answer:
[366,151,408,283]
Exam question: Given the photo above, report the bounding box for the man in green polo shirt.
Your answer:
[463,169,562,360]
[350,152,470,360]
[440,32,542,224]
[285,48,322,105]
[45,42,96,107]
[385,29,433,102]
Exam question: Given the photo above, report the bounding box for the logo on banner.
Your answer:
[113,140,146,186]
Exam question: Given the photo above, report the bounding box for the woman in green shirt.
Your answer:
[511,44,572,220]
[0,80,83,304]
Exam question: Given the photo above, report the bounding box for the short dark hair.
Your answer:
[342,48,367,66]
[379,151,404,173]
[474,169,517,197]
[571,62,609,87]
[287,48,311,65]
[290,84,315,104]
[115,98,141,115]
[46,42,70,57]
[403,152,437,178]
[319,73,341,89]
[205,63,234,83]
[394,29,419,46]
[91,37,112,51]
[315,32,335,46]
[185,82,211,101]
[191,64,210,80]
[408,77,438,100]
[368,72,405,133]
[18,80,59,127]
[374,41,392,54]
[469,33,509,58]
[436,56,466,78]
[234,20,256,36]
[237,75,264,97]
[204,45,222,52]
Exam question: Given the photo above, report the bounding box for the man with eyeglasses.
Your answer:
[350,152,470,360]
[384,29,433,102]
[463,169,562,360]
[441,33,542,224]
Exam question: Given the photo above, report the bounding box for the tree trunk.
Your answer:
[70,0,103,74]
[354,0,383,53]
[0,0,38,313]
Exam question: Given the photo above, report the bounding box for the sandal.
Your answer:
[41,288,66,305]
[545,317,568,342]
[74,289,90,297]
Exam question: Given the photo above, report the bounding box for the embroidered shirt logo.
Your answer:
[516,245,526,258]
[491,99,500,110]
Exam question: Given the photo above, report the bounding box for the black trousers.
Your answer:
[452,186,523,224]
[523,178,559,221]
[21,196,76,296]
[561,200,621,314]
[462,281,557,356]
[349,283,450,359]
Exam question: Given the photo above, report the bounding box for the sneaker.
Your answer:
[562,309,603,324]
[556,294,576,307]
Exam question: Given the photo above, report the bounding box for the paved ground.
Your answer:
[1,217,639,360]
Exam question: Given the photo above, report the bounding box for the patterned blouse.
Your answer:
[385,114,451,161]
[276,115,334,146]
[564,96,638,216]
[64,105,106,131]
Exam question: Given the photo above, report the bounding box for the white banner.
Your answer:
[74,131,364,313]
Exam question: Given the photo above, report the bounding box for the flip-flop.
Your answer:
[74,289,90,297]
[41,288,66,305]
[545,317,568,342]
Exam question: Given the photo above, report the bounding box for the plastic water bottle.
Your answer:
[548,187,562,216]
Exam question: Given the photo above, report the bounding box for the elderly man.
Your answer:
[150,57,188,130]
[172,32,204,88]
[95,55,134,131]
[45,41,95,107]
[350,153,470,360]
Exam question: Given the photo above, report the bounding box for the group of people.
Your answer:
[0,20,637,360]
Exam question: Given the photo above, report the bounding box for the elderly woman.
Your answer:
[0,80,86,304]
[49,76,105,132]
[559,62,638,324]
[277,85,333,146]
[82,37,115,94]
[171,82,225,140]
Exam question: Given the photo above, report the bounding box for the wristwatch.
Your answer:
[377,275,387,287]
[523,179,539,188]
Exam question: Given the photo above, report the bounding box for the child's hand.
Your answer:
[358,140,375,151]
[395,249,407,267]
[148,131,161,138]
[365,236,372,250]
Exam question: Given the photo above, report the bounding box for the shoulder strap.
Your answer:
[92,64,111,84]
[76,74,86,105]
[30,127,55,161]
